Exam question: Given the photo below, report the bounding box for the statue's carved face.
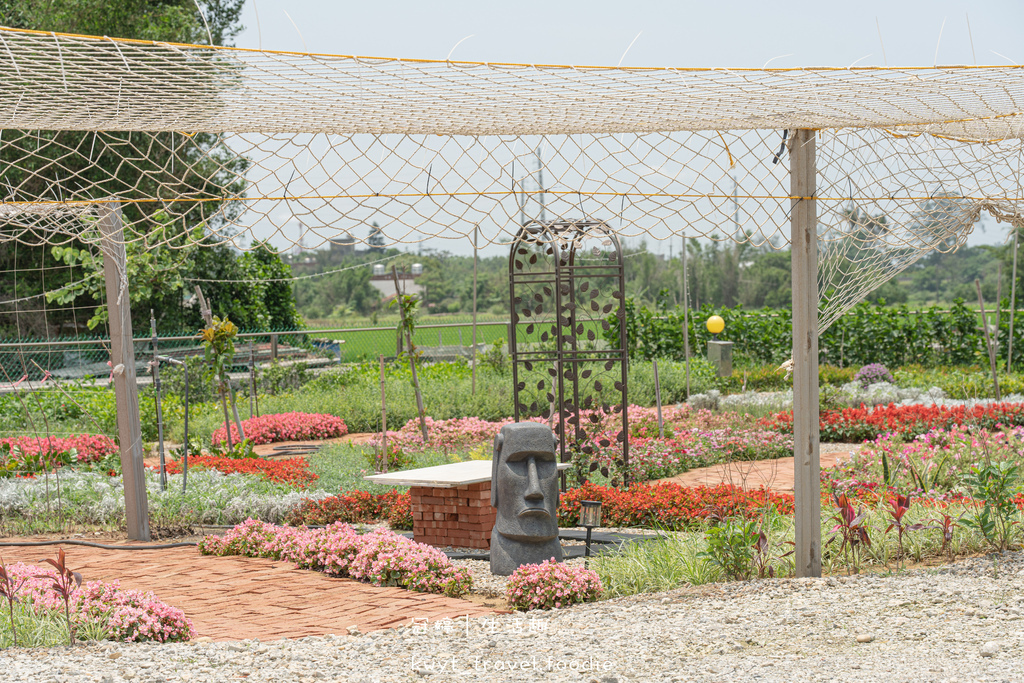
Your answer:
[492,423,560,541]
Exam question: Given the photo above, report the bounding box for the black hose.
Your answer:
[0,540,197,550]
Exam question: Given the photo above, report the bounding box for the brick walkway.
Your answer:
[659,449,856,493]
[0,545,497,641]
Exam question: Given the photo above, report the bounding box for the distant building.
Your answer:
[330,232,357,259]
[370,264,424,299]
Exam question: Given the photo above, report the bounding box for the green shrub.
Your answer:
[628,358,717,405]
[609,298,987,368]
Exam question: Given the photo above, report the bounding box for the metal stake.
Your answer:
[472,224,479,394]
[682,233,691,398]
[653,359,664,438]
[151,311,166,491]
[379,354,388,473]
[1009,227,1019,372]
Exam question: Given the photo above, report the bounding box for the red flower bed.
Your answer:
[557,482,794,530]
[162,455,317,488]
[760,403,1024,442]
[286,490,412,529]
[212,412,348,446]
[0,434,118,463]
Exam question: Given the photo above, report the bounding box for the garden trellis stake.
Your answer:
[653,359,664,438]
[156,354,189,493]
[391,266,428,442]
[1009,227,1020,372]
[150,311,166,491]
[379,354,388,473]
[975,278,1002,401]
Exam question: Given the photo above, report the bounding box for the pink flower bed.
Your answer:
[5,562,194,642]
[199,519,472,598]
[506,559,603,611]
[0,434,118,463]
[211,412,348,446]
[369,416,542,454]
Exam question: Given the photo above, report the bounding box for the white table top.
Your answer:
[364,459,571,488]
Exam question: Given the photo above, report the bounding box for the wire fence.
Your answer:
[0,315,520,389]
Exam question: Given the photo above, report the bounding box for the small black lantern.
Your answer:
[580,500,603,566]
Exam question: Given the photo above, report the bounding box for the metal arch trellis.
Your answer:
[508,220,629,490]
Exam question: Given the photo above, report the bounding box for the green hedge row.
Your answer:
[606,298,1010,369]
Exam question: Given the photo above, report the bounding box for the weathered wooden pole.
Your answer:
[790,129,821,578]
[98,203,150,541]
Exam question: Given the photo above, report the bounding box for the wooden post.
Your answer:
[270,334,278,360]
[98,203,150,541]
[653,359,664,438]
[1010,227,1020,372]
[472,224,478,394]
[790,129,821,578]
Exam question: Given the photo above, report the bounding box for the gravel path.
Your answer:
[5,550,1023,682]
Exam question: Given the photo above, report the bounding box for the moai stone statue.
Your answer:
[490,422,563,576]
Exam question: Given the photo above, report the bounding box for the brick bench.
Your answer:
[366,460,571,551]
[365,461,497,550]
[409,481,496,549]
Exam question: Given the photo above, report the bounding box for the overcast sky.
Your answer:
[228,0,1023,254]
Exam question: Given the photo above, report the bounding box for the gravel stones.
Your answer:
[3,551,1023,682]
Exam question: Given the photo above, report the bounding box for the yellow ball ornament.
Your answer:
[706,315,725,335]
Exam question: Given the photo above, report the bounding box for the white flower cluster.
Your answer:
[686,382,1024,413]
[0,469,333,526]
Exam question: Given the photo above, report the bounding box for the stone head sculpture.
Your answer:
[489,422,563,576]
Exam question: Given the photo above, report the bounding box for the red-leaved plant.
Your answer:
[0,556,27,646]
[826,493,871,574]
[933,512,962,560]
[37,548,82,646]
[884,494,925,568]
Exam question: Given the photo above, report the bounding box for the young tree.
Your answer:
[0,0,251,337]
